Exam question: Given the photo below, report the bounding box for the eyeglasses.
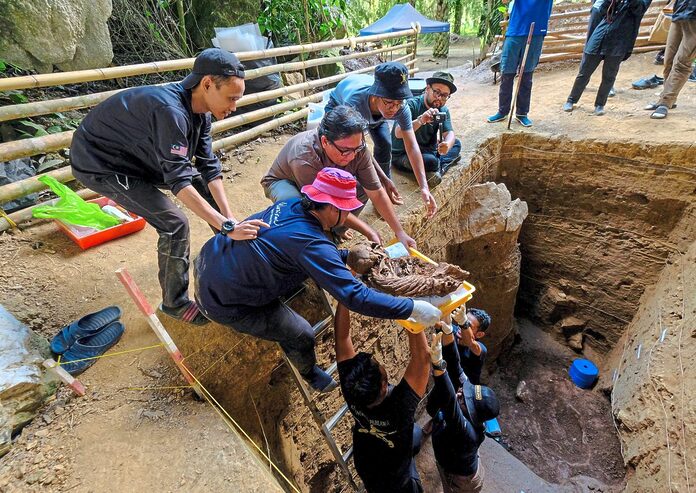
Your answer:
[429,87,451,100]
[380,98,404,110]
[330,138,367,157]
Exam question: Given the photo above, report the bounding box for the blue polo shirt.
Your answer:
[194,198,414,320]
[325,74,413,130]
[506,0,554,36]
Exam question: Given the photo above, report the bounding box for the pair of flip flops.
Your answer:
[50,306,125,375]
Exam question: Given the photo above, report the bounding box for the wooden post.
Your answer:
[115,268,204,400]
[43,359,86,396]
[507,22,535,130]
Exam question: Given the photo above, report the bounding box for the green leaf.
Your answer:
[18,120,49,137]
[8,91,28,104]
[497,6,507,13]
[46,125,64,134]
[36,158,65,173]
[0,60,6,71]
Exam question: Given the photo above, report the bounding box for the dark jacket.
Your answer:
[71,83,220,195]
[585,0,652,58]
[673,0,696,21]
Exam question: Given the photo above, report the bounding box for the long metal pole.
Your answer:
[507,22,535,130]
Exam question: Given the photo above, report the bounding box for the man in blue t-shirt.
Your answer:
[71,49,266,326]
[452,307,491,385]
[487,0,554,127]
[326,62,437,218]
[194,168,442,392]
[391,71,462,186]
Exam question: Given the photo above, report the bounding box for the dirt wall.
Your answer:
[495,133,696,356]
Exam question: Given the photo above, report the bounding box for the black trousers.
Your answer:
[567,53,623,107]
[72,170,219,309]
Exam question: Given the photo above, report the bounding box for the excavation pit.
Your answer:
[168,133,696,492]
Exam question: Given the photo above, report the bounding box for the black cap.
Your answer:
[426,71,457,94]
[463,381,500,425]
[369,62,413,100]
[181,48,245,89]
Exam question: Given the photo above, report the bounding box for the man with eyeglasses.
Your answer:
[392,72,462,185]
[325,62,438,218]
[261,105,416,247]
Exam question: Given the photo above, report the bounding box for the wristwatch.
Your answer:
[432,359,447,372]
[220,219,236,236]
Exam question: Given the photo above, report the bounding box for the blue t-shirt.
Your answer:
[506,0,554,36]
[194,198,414,321]
[325,74,413,131]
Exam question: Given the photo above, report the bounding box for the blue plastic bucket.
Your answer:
[568,359,599,389]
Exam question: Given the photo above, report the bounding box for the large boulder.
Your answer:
[0,305,58,457]
[0,0,113,73]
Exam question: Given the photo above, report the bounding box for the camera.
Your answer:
[432,112,447,124]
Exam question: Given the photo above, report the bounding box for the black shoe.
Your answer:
[654,52,664,65]
[159,301,210,326]
[689,65,696,82]
[632,75,663,90]
[302,365,338,393]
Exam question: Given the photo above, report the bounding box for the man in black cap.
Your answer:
[427,320,500,493]
[71,48,268,325]
[391,71,462,185]
[325,62,438,218]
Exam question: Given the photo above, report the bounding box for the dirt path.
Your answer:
[1,52,694,492]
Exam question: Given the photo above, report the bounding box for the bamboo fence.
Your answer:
[0,28,420,230]
[492,0,668,63]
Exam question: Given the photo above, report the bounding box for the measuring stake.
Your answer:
[115,268,204,400]
[507,22,535,130]
[43,358,86,396]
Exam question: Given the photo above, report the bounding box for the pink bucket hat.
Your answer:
[301,168,363,211]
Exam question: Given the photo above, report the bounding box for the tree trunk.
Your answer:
[408,0,416,6]
[432,0,450,58]
[453,0,463,35]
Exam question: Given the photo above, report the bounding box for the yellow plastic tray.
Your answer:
[386,244,476,334]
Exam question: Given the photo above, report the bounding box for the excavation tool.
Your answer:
[507,22,535,130]
[115,267,204,400]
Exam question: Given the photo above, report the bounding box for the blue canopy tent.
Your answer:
[359,3,450,36]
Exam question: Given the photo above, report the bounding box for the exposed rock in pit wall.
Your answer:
[443,182,528,362]
[604,240,696,493]
[0,0,113,73]
[0,305,58,457]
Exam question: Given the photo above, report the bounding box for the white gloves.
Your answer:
[409,300,442,327]
[451,305,467,326]
[430,332,443,364]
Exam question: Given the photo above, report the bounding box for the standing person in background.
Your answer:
[647,0,696,119]
[325,62,438,218]
[563,0,652,116]
[487,0,554,127]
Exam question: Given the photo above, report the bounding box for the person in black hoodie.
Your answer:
[563,0,652,115]
[648,0,696,118]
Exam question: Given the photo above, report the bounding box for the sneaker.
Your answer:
[515,115,533,127]
[654,52,664,65]
[650,105,669,119]
[689,65,696,82]
[562,101,575,112]
[608,87,616,98]
[644,102,676,110]
[426,171,442,187]
[487,111,508,123]
[159,301,210,326]
[302,365,338,393]
[594,105,606,116]
[632,75,664,90]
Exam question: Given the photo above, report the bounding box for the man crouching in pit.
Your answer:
[334,303,430,492]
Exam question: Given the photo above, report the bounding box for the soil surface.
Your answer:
[1,51,695,492]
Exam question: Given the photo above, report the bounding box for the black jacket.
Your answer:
[673,0,696,21]
[71,83,221,195]
[585,0,652,58]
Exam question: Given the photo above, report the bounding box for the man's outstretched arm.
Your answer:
[334,303,356,363]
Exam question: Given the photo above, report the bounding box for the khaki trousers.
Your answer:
[658,19,696,107]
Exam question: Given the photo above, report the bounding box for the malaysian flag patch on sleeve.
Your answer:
[171,144,188,157]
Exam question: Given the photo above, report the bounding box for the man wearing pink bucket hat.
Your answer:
[195,168,442,392]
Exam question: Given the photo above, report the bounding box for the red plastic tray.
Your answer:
[55,196,146,250]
